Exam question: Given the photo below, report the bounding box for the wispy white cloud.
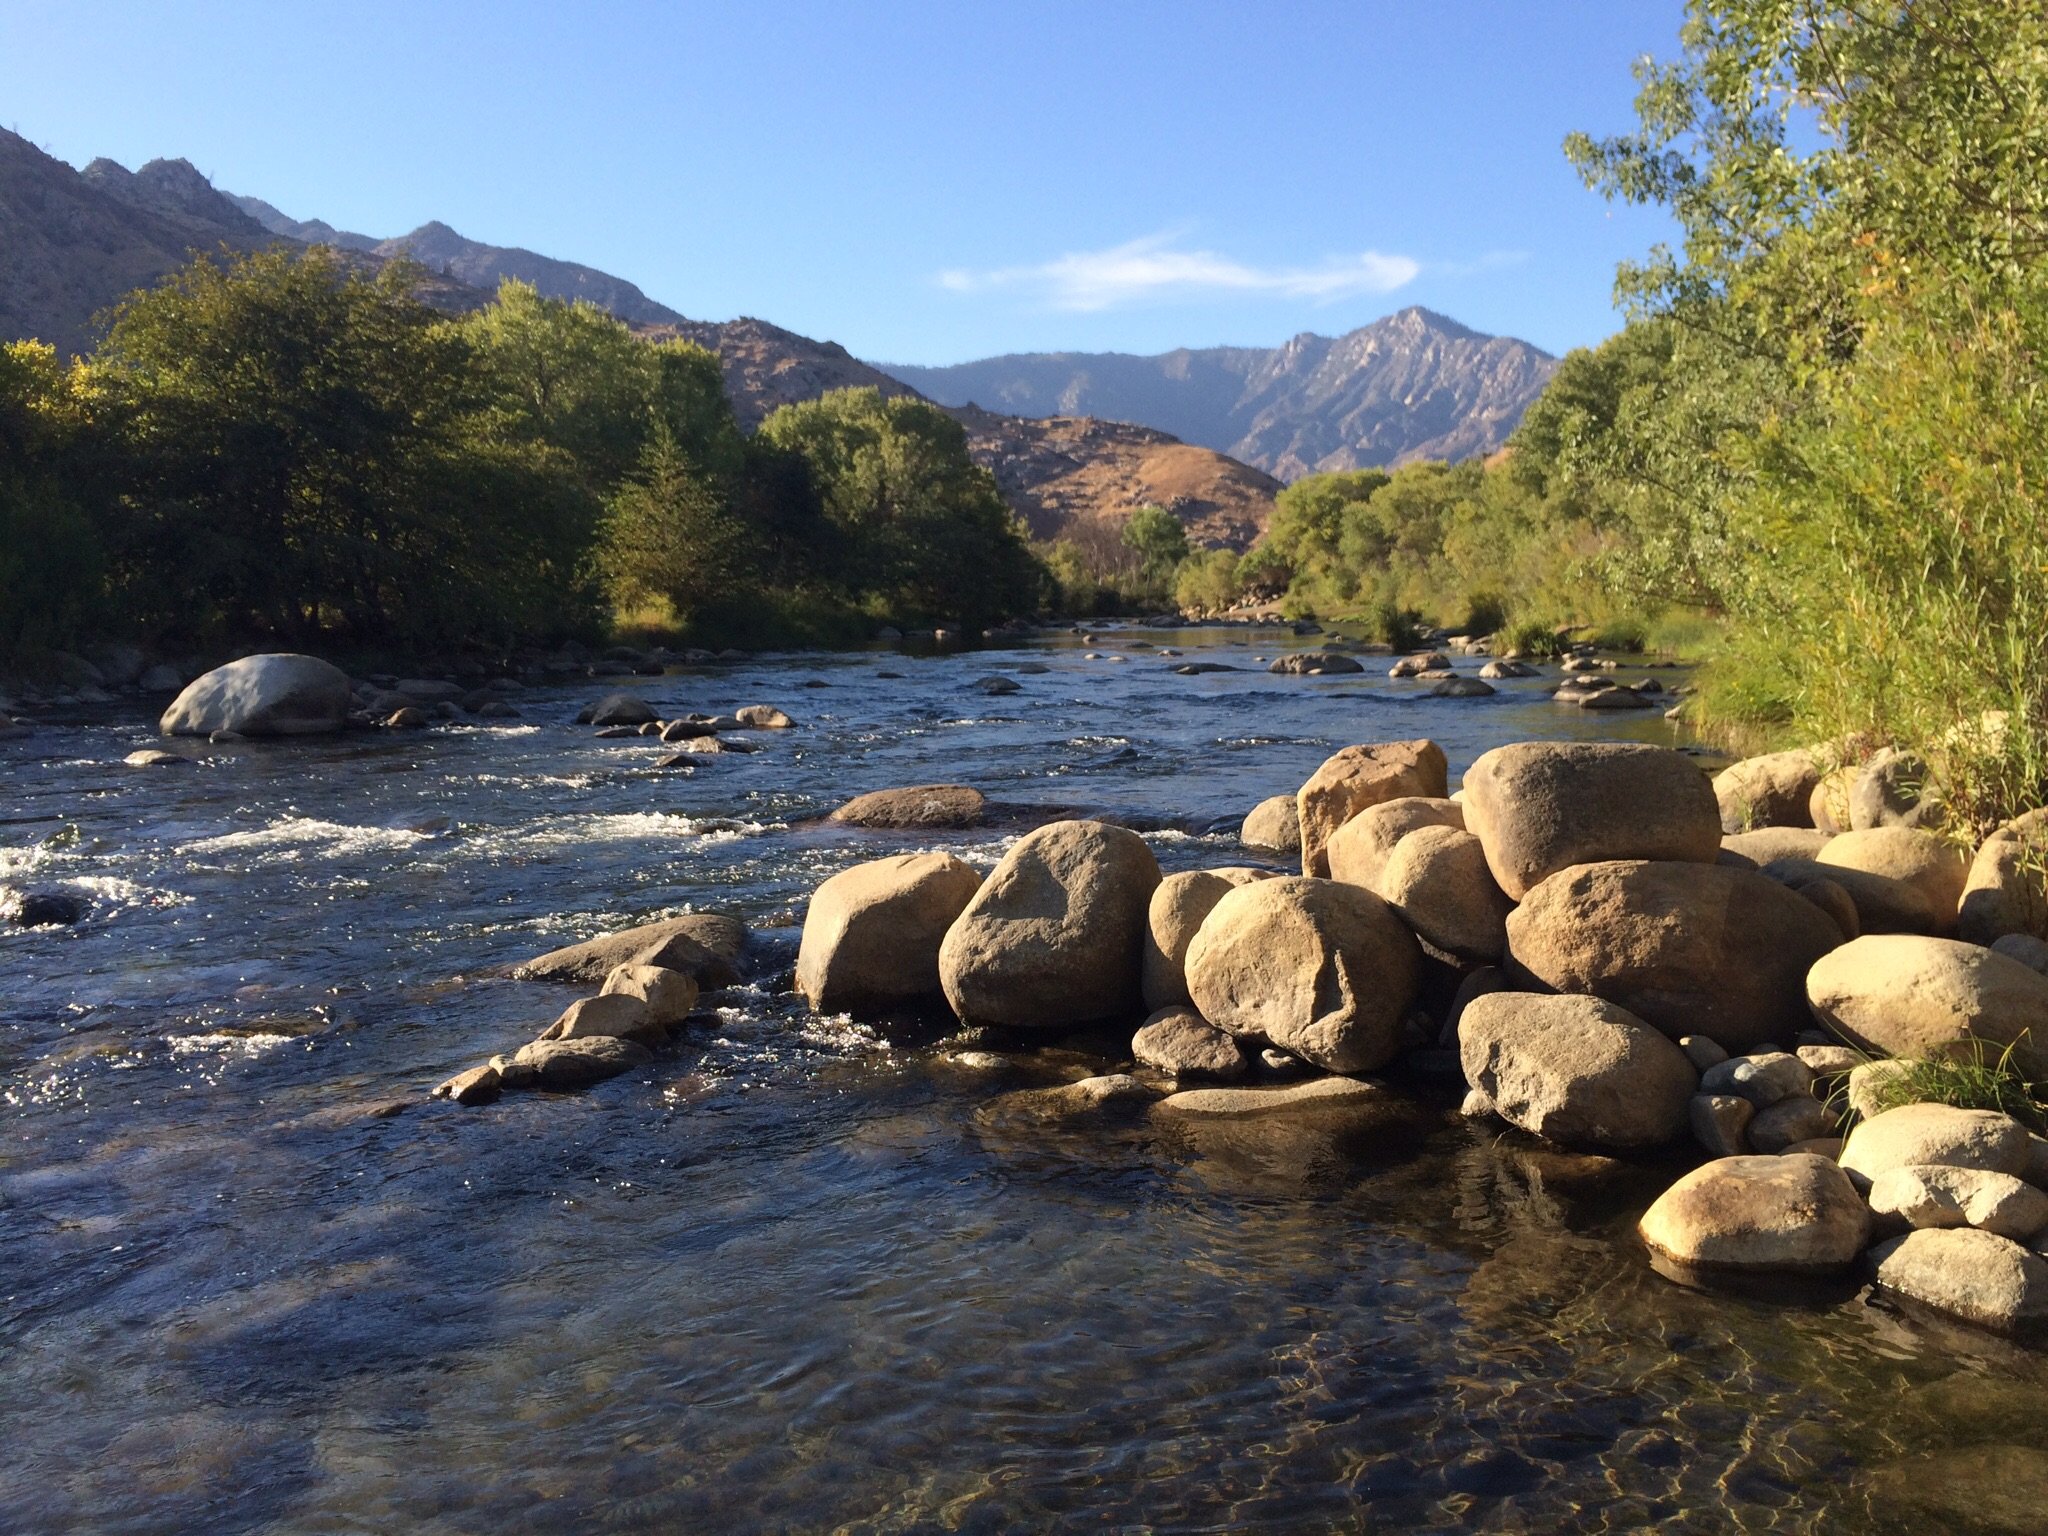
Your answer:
[938,231,1421,312]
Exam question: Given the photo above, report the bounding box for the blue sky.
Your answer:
[4,1,1687,364]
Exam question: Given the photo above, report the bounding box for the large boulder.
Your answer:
[798,853,983,1014]
[1323,797,1465,890]
[1959,810,2048,946]
[1505,860,1845,1051]
[1459,992,1696,1150]
[159,654,352,737]
[1131,1007,1248,1080]
[503,1035,653,1089]
[1371,825,1513,964]
[1867,1164,2048,1240]
[541,993,663,1045]
[938,820,1159,1028]
[1270,651,1363,675]
[588,692,658,727]
[1461,742,1721,899]
[1806,935,2048,1079]
[828,785,985,830]
[1240,795,1300,856]
[1840,1102,2034,1185]
[1141,867,1273,1009]
[1184,876,1421,1073]
[1815,827,1967,935]
[514,912,746,988]
[1851,746,1942,831]
[1295,740,1448,878]
[1869,1228,2048,1334]
[1721,827,1831,866]
[599,963,700,1027]
[1754,858,1862,939]
[1712,749,1821,833]
[1639,1154,1870,1272]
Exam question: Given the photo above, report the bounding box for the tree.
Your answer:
[86,247,597,647]
[1121,504,1189,590]
[0,341,103,649]
[757,388,1045,625]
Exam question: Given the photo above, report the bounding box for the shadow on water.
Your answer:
[1,627,2043,1532]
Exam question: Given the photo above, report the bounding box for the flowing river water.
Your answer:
[5,626,2047,1535]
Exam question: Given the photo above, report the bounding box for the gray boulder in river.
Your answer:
[159,653,353,737]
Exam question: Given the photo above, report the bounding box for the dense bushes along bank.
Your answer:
[0,250,1044,661]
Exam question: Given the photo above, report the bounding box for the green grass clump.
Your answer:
[1494,617,1560,658]
[1848,1040,2048,1133]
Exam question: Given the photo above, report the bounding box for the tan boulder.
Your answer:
[507,1035,654,1088]
[1372,825,1512,964]
[1295,740,1448,878]
[1764,854,1928,936]
[1712,749,1821,832]
[1639,1154,1869,1271]
[1505,859,1845,1050]
[1840,1102,2034,1185]
[1868,1164,2048,1240]
[828,785,986,829]
[1809,765,1858,835]
[1806,935,2048,1079]
[434,1064,502,1106]
[1141,868,1273,1009]
[1851,746,1942,831]
[1748,1095,1837,1153]
[541,993,662,1044]
[1240,795,1300,856]
[1816,827,1967,935]
[1721,827,1831,866]
[515,912,746,988]
[1323,796,1464,890]
[1461,742,1721,899]
[938,820,1159,1028]
[1459,992,1696,1150]
[598,964,700,1027]
[1152,1075,1388,1116]
[735,705,795,729]
[1869,1228,2048,1334]
[1131,1007,1248,1080]
[1184,876,1421,1073]
[1959,810,2048,946]
[798,853,983,1014]
[1844,1058,1917,1120]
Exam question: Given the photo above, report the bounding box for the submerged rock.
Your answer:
[434,1064,502,1106]
[1152,1076,1388,1116]
[587,692,658,727]
[507,1035,653,1088]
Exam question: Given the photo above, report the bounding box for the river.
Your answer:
[4,626,2044,1534]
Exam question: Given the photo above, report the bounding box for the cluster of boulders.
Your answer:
[575,691,795,765]
[434,913,748,1104]
[791,732,2048,1337]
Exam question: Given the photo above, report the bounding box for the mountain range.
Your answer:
[1,129,1559,548]
[882,310,1556,477]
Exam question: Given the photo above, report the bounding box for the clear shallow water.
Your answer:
[4,628,2046,1535]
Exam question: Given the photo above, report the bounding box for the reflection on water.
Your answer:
[3,629,2045,1533]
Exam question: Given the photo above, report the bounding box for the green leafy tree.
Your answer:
[1121,505,1189,591]
[758,388,1045,626]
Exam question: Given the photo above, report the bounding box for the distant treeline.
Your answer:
[0,249,1045,658]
